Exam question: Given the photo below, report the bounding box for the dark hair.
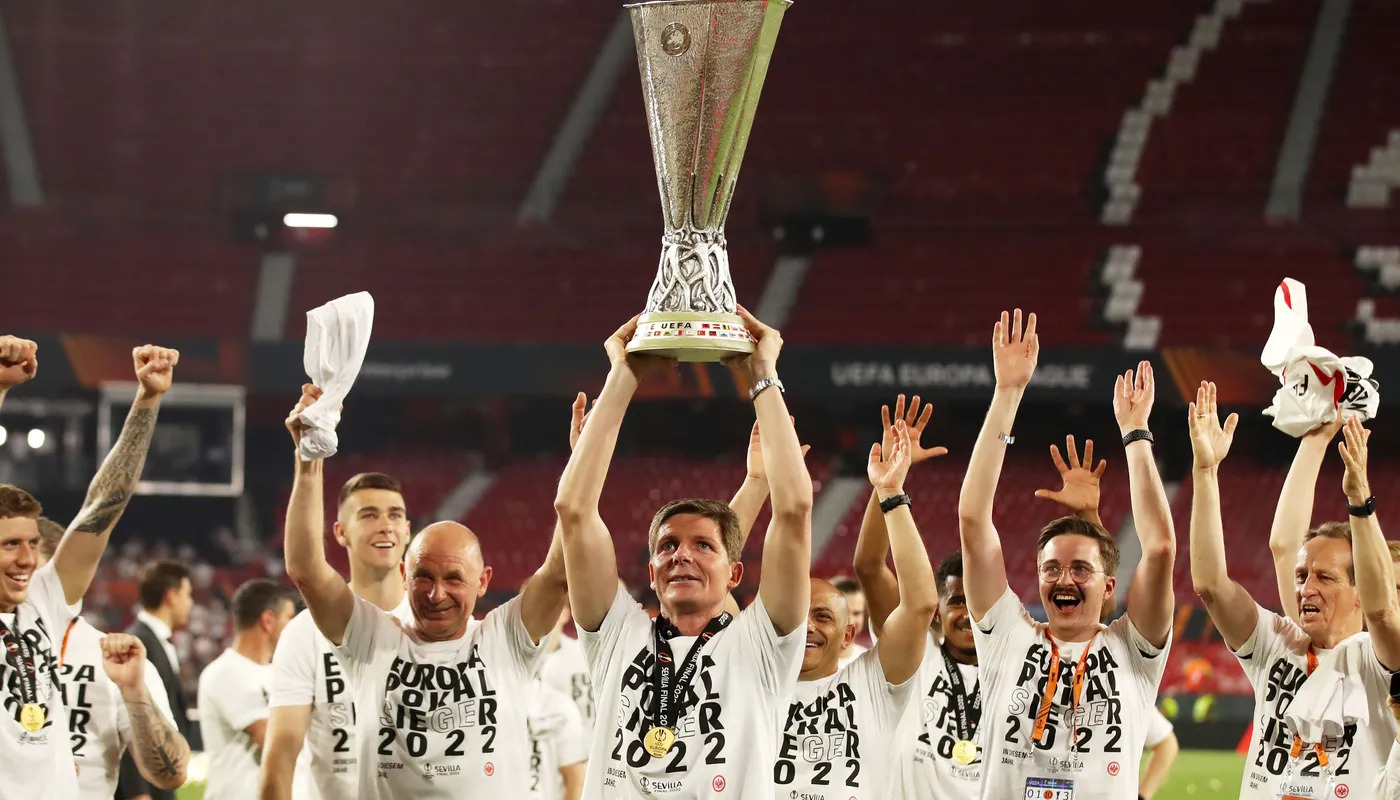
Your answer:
[647,498,742,563]
[230,579,296,631]
[935,552,964,597]
[830,576,862,596]
[1304,521,1355,582]
[1036,516,1120,576]
[138,560,192,611]
[0,484,41,520]
[338,473,404,509]
[35,517,65,560]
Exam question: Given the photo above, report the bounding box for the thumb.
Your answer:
[1033,489,1060,501]
[800,444,811,457]
[927,446,949,458]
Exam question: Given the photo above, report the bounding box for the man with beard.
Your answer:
[958,310,1176,800]
[283,385,570,799]
[259,471,412,800]
[557,310,812,799]
[774,418,935,799]
[1190,384,1399,799]
[0,340,177,800]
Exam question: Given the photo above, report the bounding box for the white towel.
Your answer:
[1261,278,1379,437]
[1284,635,1372,746]
[300,292,374,461]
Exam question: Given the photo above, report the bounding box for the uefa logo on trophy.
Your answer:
[625,0,792,362]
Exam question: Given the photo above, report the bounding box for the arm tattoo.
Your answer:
[72,406,157,535]
[126,699,189,784]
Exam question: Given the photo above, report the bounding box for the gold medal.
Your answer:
[952,739,977,765]
[644,725,676,758]
[20,703,44,733]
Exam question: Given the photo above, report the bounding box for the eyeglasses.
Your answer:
[1038,563,1102,584]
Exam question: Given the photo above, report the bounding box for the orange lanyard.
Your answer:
[1031,630,1096,744]
[1288,647,1328,768]
[59,619,77,668]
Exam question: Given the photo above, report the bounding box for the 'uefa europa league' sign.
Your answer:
[625,0,791,362]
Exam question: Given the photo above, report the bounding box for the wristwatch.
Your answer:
[879,493,912,514]
[1348,496,1377,517]
[748,376,784,402]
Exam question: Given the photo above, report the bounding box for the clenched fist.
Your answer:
[0,336,38,391]
[285,383,324,450]
[99,634,149,694]
[134,346,180,397]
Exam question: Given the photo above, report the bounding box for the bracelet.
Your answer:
[1348,496,1377,517]
[1122,429,1154,447]
[748,376,784,402]
[998,432,1015,445]
[878,493,912,514]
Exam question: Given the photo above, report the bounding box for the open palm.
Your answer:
[880,394,948,464]
[1188,381,1238,469]
[1034,435,1106,515]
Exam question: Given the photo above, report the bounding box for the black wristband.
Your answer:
[879,493,912,514]
[1122,429,1154,447]
[1348,496,1377,517]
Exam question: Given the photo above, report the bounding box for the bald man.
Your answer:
[282,385,569,800]
[773,420,938,799]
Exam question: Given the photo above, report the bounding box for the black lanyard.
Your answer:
[650,613,732,730]
[940,644,981,741]
[0,609,42,706]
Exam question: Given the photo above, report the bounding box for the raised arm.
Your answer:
[282,385,355,645]
[853,395,945,637]
[0,335,39,415]
[1187,381,1258,651]
[726,307,813,637]
[724,420,809,616]
[259,706,310,800]
[518,397,588,642]
[1117,362,1175,648]
[1339,417,1400,669]
[101,634,190,791]
[1270,417,1343,622]
[958,310,1038,622]
[54,346,176,605]
[869,420,938,684]
[556,317,674,632]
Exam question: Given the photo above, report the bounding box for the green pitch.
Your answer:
[1147,749,1246,799]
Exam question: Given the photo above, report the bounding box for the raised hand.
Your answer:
[569,392,590,451]
[1113,360,1155,435]
[722,305,783,389]
[880,394,949,465]
[993,309,1039,390]
[869,419,913,494]
[99,633,149,693]
[1034,435,1107,515]
[604,315,678,385]
[1188,381,1239,470]
[0,336,38,390]
[285,383,323,450]
[133,345,180,397]
[745,418,810,481]
[1339,416,1372,506]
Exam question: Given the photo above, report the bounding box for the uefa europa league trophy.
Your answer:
[625,0,791,362]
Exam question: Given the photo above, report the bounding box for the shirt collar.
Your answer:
[137,609,174,642]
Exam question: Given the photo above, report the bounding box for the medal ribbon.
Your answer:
[940,643,982,742]
[1287,647,1328,769]
[0,609,42,707]
[650,612,732,731]
[1031,630,1096,744]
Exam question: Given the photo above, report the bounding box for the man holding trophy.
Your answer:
[556,3,808,797]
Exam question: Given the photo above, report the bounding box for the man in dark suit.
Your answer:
[118,559,196,800]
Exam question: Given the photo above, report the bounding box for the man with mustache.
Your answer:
[1190,383,1399,799]
[283,384,570,799]
[958,311,1176,799]
[557,310,812,799]
[775,417,935,799]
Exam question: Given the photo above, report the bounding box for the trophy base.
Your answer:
[626,312,756,363]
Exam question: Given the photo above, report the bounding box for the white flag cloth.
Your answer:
[300,292,374,460]
[1261,278,1379,437]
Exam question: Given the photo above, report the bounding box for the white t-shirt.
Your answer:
[527,679,589,800]
[198,648,272,800]
[970,588,1169,800]
[1234,606,1396,800]
[581,587,804,800]
[542,634,595,729]
[1144,708,1173,749]
[58,617,175,798]
[0,563,79,800]
[895,630,984,799]
[334,594,544,800]
[267,601,412,800]
[777,646,914,798]
[838,642,869,669]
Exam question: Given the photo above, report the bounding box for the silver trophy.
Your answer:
[625,0,792,362]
